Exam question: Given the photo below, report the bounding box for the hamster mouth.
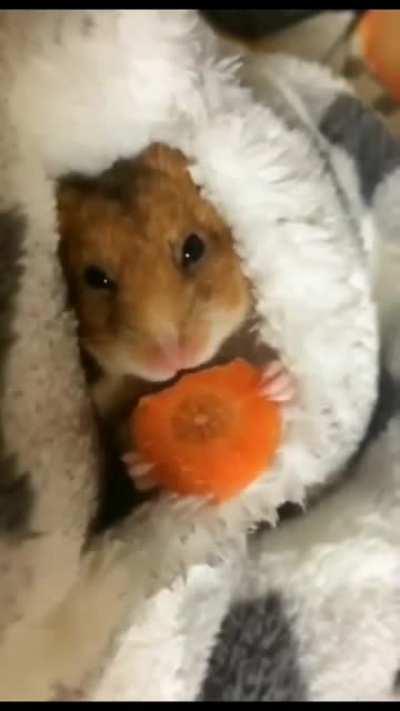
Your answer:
[137,315,276,400]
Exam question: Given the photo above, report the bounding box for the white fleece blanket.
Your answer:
[0,10,398,701]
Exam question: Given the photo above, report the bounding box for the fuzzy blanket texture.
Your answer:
[0,10,399,701]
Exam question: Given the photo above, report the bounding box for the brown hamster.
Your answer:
[57,143,251,415]
[57,143,294,489]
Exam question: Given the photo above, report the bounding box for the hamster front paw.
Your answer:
[121,452,158,492]
[261,360,296,403]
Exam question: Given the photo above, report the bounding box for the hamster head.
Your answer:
[57,142,251,383]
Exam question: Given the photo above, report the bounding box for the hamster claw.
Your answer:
[261,360,296,403]
[121,452,157,491]
[133,474,158,492]
[121,452,141,467]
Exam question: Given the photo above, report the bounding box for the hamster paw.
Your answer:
[261,360,296,403]
[121,452,157,491]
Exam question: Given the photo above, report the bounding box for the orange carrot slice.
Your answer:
[131,359,282,503]
[357,10,400,103]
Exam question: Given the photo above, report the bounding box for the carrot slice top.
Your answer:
[131,359,282,503]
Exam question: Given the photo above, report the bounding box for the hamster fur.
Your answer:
[57,143,252,416]
[57,142,294,491]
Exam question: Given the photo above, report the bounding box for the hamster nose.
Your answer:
[155,334,202,372]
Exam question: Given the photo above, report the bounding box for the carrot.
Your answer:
[131,359,282,503]
[357,10,400,103]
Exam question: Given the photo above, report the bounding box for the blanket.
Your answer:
[0,10,398,701]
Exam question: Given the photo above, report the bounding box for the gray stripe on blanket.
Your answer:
[319,93,400,203]
[0,209,35,536]
[199,593,307,701]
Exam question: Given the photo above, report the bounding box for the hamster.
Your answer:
[57,142,294,491]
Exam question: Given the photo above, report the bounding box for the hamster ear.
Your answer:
[139,142,188,175]
[56,175,95,234]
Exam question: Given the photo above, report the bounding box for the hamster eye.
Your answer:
[181,233,205,269]
[84,265,115,290]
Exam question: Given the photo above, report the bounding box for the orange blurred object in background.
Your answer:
[358,10,400,103]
